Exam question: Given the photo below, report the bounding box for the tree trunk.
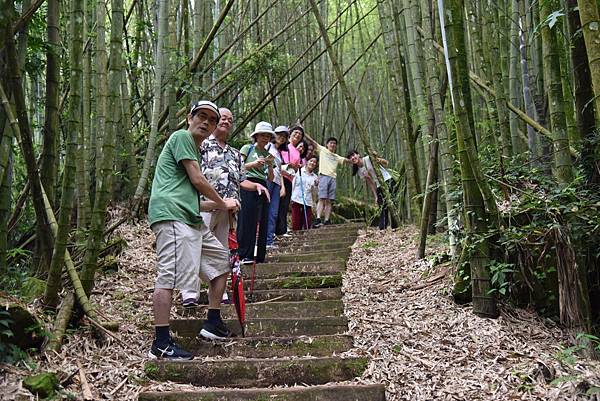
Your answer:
[488,0,512,159]
[80,0,123,296]
[40,0,60,206]
[3,35,54,270]
[77,0,91,230]
[92,0,108,208]
[509,0,524,154]
[308,0,401,226]
[131,0,169,213]
[540,0,574,184]
[576,0,600,183]
[577,0,600,123]
[519,0,540,162]
[44,0,83,308]
[444,0,498,318]
[418,0,459,256]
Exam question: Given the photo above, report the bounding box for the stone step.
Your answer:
[287,225,360,236]
[144,356,369,388]
[281,230,357,239]
[244,274,342,290]
[173,334,354,358]
[282,232,358,242]
[242,261,346,278]
[196,287,342,304]
[247,287,343,302]
[171,316,348,337]
[178,300,344,319]
[274,240,354,251]
[139,383,386,401]
[269,244,351,256]
[267,250,349,263]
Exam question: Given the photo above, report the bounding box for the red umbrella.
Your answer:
[228,215,246,337]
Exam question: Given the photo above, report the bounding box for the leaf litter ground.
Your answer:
[1,222,599,400]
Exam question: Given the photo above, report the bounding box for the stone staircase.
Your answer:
[139,223,385,401]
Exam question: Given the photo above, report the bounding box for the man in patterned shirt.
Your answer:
[181,107,269,306]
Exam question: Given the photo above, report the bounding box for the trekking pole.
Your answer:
[299,168,310,230]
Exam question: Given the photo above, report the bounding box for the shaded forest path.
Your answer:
[7,222,599,400]
[139,223,386,400]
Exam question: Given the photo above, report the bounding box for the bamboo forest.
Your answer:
[1,0,600,399]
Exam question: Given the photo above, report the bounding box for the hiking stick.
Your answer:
[249,192,264,300]
[298,168,310,230]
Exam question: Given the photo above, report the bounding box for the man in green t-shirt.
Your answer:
[148,100,240,360]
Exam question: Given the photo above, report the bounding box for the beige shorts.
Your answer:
[200,210,235,249]
[152,220,229,291]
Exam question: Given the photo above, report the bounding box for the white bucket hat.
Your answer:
[251,121,275,139]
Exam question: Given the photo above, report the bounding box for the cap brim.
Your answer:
[251,131,275,136]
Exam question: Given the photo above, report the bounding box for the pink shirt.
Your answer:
[280,143,301,182]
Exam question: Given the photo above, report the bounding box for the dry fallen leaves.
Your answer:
[342,226,600,401]
[2,221,599,400]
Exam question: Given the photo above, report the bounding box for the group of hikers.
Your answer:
[147,99,398,360]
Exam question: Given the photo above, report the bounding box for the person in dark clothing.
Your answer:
[237,121,275,263]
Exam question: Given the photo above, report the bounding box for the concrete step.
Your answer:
[173,334,354,358]
[171,316,348,337]
[139,383,386,401]
[244,274,342,290]
[277,236,355,246]
[144,356,369,388]
[195,287,342,305]
[286,225,360,237]
[267,250,349,263]
[273,240,354,252]
[281,232,358,243]
[242,261,346,278]
[198,287,342,305]
[178,300,344,319]
[269,245,351,256]
[246,287,343,302]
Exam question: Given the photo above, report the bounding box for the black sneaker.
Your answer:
[324,220,332,225]
[199,320,236,340]
[148,340,193,360]
[313,218,322,228]
[240,258,254,265]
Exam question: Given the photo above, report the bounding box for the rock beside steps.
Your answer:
[139,223,385,401]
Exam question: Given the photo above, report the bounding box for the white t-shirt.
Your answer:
[266,143,283,185]
[291,168,318,206]
[357,155,391,187]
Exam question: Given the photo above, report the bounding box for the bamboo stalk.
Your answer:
[415,24,578,157]
[308,0,401,227]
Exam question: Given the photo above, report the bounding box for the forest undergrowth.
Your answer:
[1,217,599,400]
[344,226,600,401]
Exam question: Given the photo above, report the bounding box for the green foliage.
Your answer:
[511,370,535,392]
[361,240,379,250]
[454,150,600,322]
[23,372,59,399]
[2,247,32,293]
[0,310,27,364]
[487,261,515,296]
